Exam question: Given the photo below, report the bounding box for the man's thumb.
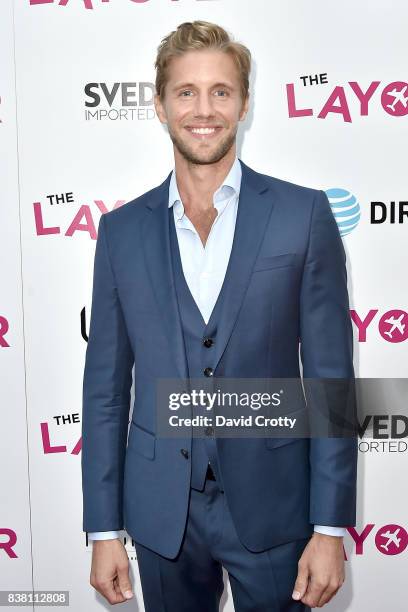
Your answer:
[117,567,133,599]
[292,567,309,600]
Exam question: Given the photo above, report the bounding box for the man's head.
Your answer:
[154,21,251,165]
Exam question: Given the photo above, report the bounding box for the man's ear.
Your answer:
[239,93,250,121]
[154,93,167,125]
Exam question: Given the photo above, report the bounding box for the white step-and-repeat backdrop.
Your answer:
[1,0,407,610]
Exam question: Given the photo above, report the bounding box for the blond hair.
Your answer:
[155,20,251,102]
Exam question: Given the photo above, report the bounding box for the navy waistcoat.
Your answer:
[168,207,225,492]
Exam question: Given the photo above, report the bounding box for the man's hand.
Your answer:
[90,539,134,605]
[292,533,345,608]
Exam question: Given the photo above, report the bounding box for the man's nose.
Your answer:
[193,92,215,117]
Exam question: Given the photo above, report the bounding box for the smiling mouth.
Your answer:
[185,126,223,138]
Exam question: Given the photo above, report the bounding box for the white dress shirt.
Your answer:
[88,157,345,540]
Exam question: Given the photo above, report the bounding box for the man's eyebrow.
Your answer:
[212,82,235,90]
[171,81,235,91]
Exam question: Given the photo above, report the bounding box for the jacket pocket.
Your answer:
[264,406,308,449]
[253,253,296,272]
[127,422,156,460]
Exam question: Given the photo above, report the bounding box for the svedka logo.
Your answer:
[325,188,361,236]
[358,414,408,454]
[287,74,408,122]
[84,82,155,121]
[30,0,217,10]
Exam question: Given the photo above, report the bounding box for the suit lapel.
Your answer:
[141,173,189,380]
[209,160,275,372]
[141,159,275,379]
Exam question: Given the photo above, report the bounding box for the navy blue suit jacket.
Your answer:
[81,159,358,558]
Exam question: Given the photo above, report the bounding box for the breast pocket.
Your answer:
[253,253,296,272]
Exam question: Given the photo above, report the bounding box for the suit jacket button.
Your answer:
[203,337,214,348]
[204,367,213,377]
[180,449,189,459]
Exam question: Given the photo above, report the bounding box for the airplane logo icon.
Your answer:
[379,310,408,343]
[383,314,406,339]
[382,81,408,116]
[375,524,408,555]
[380,528,402,552]
[386,85,408,112]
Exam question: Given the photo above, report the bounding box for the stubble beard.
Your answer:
[168,123,238,166]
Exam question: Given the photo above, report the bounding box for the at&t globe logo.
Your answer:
[325,188,361,236]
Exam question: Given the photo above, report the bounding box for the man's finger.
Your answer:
[117,564,134,600]
[292,563,310,601]
[302,575,329,608]
[316,580,343,607]
[113,575,127,602]
[98,578,123,605]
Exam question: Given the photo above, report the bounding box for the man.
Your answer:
[82,20,358,611]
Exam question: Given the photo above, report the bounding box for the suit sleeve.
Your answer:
[81,213,134,533]
[299,190,358,527]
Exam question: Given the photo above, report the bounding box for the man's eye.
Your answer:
[180,90,193,97]
[215,90,228,97]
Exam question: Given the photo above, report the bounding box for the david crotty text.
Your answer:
[168,415,298,429]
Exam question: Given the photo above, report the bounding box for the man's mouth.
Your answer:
[185,126,223,138]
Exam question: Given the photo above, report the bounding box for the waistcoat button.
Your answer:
[204,367,213,377]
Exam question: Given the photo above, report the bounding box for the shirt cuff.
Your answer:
[87,531,121,540]
[313,525,346,537]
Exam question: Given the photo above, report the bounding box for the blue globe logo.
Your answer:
[324,188,361,236]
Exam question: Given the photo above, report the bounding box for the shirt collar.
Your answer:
[168,156,242,219]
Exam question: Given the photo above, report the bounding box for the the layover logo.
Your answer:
[0,529,18,559]
[351,309,408,343]
[40,416,82,455]
[287,74,408,122]
[29,0,217,9]
[0,315,10,348]
[84,82,155,121]
[33,193,124,240]
[349,524,408,556]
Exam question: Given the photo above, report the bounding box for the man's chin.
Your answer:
[173,141,235,166]
[183,154,224,166]
[168,126,237,165]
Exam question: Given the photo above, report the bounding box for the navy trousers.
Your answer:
[135,474,311,612]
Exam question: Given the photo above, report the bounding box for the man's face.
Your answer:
[155,49,249,165]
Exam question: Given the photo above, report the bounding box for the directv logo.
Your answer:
[325,188,361,236]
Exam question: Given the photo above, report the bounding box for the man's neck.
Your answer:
[174,147,237,213]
